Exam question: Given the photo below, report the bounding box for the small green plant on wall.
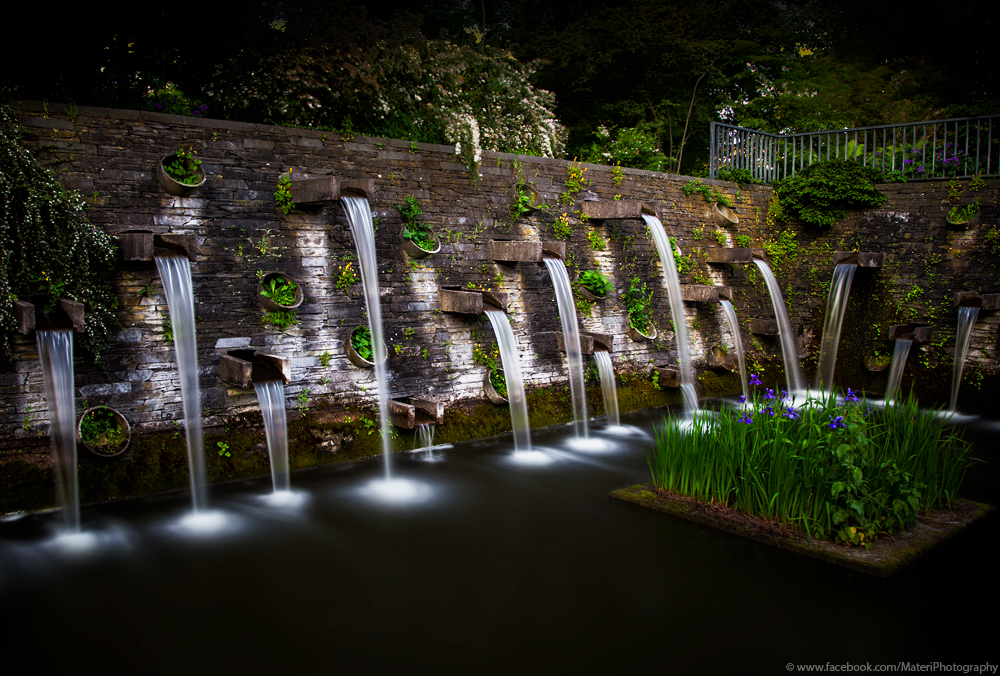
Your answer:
[163,147,201,185]
[611,161,624,187]
[682,179,732,208]
[579,270,613,298]
[398,195,435,251]
[336,262,359,292]
[80,408,128,455]
[260,276,298,306]
[473,342,506,398]
[553,213,572,240]
[948,199,979,225]
[587,230,606,251]
[275,169,295,215]
[262,310,298,331]
[351,326,374,362]
[318,351,332,367]
[622,277,654,334]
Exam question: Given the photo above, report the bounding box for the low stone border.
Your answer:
[610,482,994,577]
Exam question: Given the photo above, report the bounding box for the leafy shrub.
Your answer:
[715,168,757,185]
[579,270,612,298]
[260,276,298,306]
[773,160,886,228]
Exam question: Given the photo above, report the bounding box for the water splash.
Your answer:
[254,380,290,494]
[341,197,393,478]
[155,256,207,511]
[815,264,858,390]
[951,306,979,412]
[884,339,912,404]
[543,258,588,437]
[593,351,619,427]
[719,300,748,399]
[36,330,79,533]
[753,259,805,393]
[485,310,532,452]
[642,215,696,415]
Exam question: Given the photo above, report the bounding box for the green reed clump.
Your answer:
[648,386,971,548]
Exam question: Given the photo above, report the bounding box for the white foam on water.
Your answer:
[361,478,433,505]
[509,450,557,466]
[565,436,616,453]
[260,490,309,510]
[174,510,234,535]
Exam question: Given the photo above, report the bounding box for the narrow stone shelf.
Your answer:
[652,366,681,388]
[439,288,507,315]
[219,350,291,388]
[118,231,198,261]
[581,332,614,352]
[389,397,445,429]
[704,248,755,264]
[14,298,85,334]
[833,251,885,267]
[680,285,732,303]
[953,291,981,307]
[554,331,595,355]
[489,240,542,263]
[290,176,376,204]
[749,319,779,335]
[581,200,656,221]
[889,323,935,343]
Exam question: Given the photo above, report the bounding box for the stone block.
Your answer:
[389,400,416,429]
[704,248,753,264]
[653,366,681,388]
[681,285,719,303]
[342,179,376,200]
[118,230,154,261]
[541,241,566,260]
[154,233,197,259]
[833,251,885,267]
[749,319,779,335]
[410,397,445,425]
[14,301,33,335]
[556,332,595,355]
[954,291,981,307]
[581,200,651,220]
[78,382,132,397]
[581,332,614,352]
[489,240,542,263]
[215,337,252,349]
[913,326,934,344]
[440,289,483,315]
[291,177,340,204]
[717,286,733,301]
[982,293,1000,311]
[60,299,86,332]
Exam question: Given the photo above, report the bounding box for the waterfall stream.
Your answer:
[593,351,619,427]
[543,258,589,437]
[485,310,532,452]
[753,259,805,394]
[884,339,912,404]
[719,300,747,399]
[36,330,79,532]
[815,264,858,390]
[254,380,290,494]
[950,307,979,412]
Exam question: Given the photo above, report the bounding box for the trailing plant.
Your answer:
[336,262,359,291]
[399,195,435,251]
[162,147,202,185]
[648,389,971,548]
[669,237,694,275]
[262,310,298,331]
[947,178,963,201]
[509,175,535,222]
[612,161,624,187]
[0,103,120,366]
[275,170,295,215]
[80,407,127,455]
[772,160,886,228]
[473,342,507,399]
[351,325,374,362]
[553,213,572,240]
[622,277,654,334]
[587,230,606,251]
[682,179,733,208]
[260,276,298,306]
[734,234,752,248]
[579,270,613,298]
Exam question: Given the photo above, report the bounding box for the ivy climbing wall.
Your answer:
[2,98,998,466]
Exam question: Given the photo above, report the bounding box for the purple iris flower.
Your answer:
[738,415,753,424]
[154,102,164,110]
[739,395,746,403]
[765,388,775,400]
[846,388,860,403]
[781,390,788,401]
[785,408,799,420]
[766,406,775,416]
[750,373,762,386]
[828,415,845,430]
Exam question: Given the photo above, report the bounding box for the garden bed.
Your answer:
[611,482,993,577]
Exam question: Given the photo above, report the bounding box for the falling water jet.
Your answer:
[884,339,913,404]
[254,380,290,494]
[35,330,79,533]
[950,306,979,412]
[718,300,748,399]
[155,256,207,512]
[815,264,858,391]
[485,310,532,452]
[753,259,805,395]
[543,258,588,437]
[341,197,393,478]
[593,351,619,428]
[642,215,696,416]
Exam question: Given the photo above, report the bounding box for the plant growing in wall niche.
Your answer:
[162,148,202,185]
[682,179,733,208]
[0,103,120,366]
[260,276,298,307]
[622,277,654,334]
[262,311,298,331]
[79,407,128,455]
[275,170,295,215]
[398,196,436,251]
[947,199,980,226]
[579,270,613,298]
[772,160,886,228]
[351,325,374,362]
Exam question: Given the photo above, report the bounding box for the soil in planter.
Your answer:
[80,408,128,455]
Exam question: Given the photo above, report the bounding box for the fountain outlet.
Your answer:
[489,240,543,263]
[439,287,507,315]
[954,291,982,308]
[289,176,376,205]
[711,203,739,228]
[389,398,445,430]
[118,230,198,262]
[14,297,85,335]
[704,248,759,264]
[889,324,934,344]
[581,200,657,221]
[833,251,885,268]
[553,331,595,356]
[219,350,291,389]
[680,285,733,303]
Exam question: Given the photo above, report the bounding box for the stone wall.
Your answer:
[3,99,999,459]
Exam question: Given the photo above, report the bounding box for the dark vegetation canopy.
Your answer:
[3,0,996,174]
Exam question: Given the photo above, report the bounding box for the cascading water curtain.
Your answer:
[543,258,589,437]
[753,259,805,394]
[155,255,207,511]
[815,264,858,390]
[719,300,748,399]
[36,330,79,532]
[254,380,290,493]
[593,351,619,427]
[884,339,912,404]
[485,310,532,452]
[950,306,980,412]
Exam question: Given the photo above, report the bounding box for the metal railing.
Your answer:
[709,115,1000,182]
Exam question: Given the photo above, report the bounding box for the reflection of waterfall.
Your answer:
[719,300,747,399]
[36,330,79,532]
[342,197,393,478]
[593,351,619,427]
[155,256,207,511]
[950,307,979,412]
[753,260,805,393]
[485,310,531,451]
[642,215,696,415]
[884,339,912,404]
[815,264,858,390]
[543,258,588,437]
[254,380,290,494]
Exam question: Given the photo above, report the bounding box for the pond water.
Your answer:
[0,403,996,673]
